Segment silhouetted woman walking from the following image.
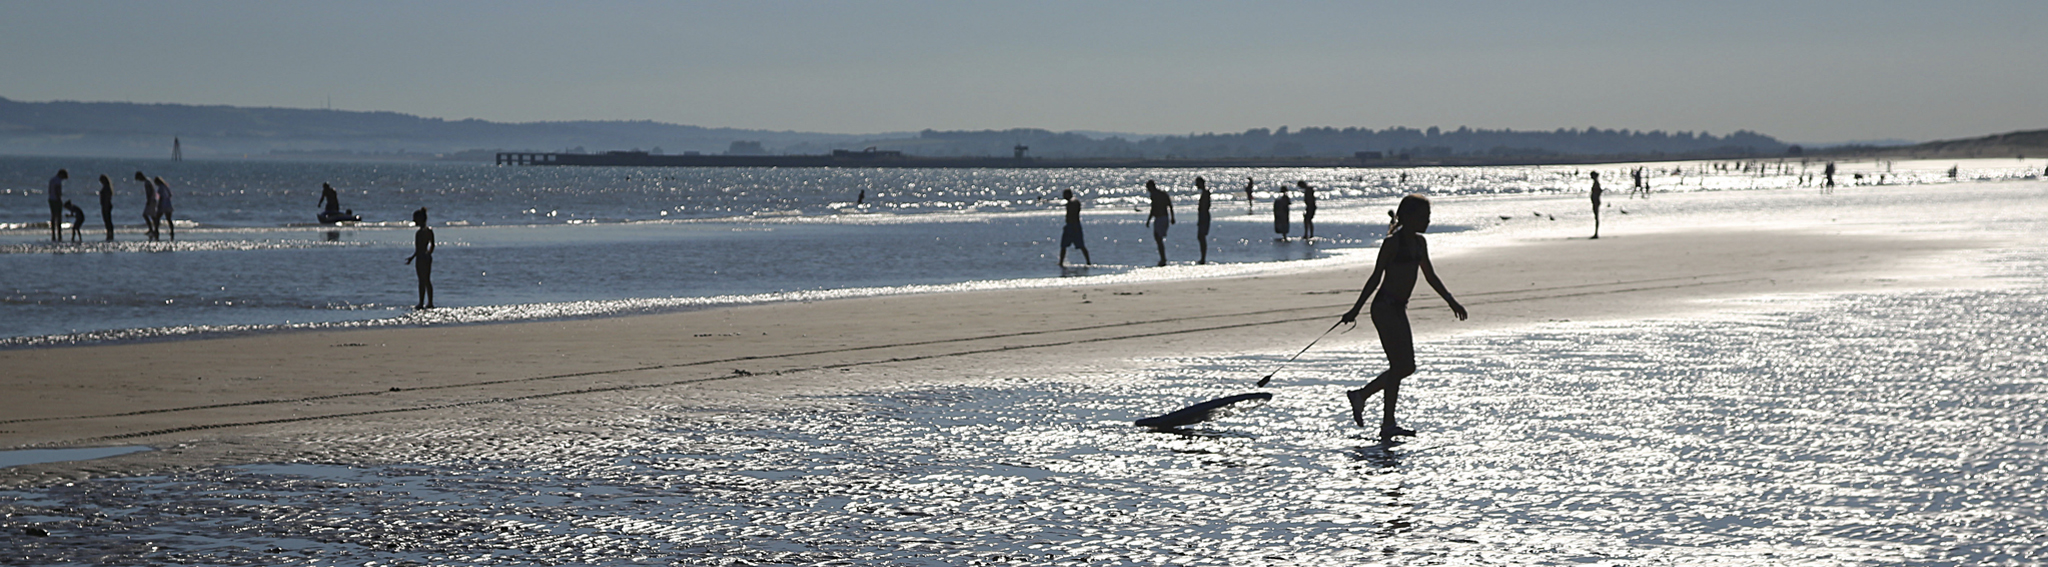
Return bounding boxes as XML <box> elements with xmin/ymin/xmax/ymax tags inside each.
<box><xmin>1340</xmin><ymin>194</ymin><xmax>1466</xmax><ymax>438</ymax></box>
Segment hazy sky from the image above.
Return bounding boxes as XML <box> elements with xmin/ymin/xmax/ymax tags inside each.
<box><xmin>5</xmin><ymin>1</ymin><xmax>2044</xmax><ymax>143</ymax></box>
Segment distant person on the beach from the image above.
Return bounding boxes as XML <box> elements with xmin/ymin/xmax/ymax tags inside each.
<box><xmin>1340</xmin><ymin>194</ymin><xmax>1467</xmax><ymax>438</ymax></box>
<box><xmin>1244</xmin><ymin>177</ymin><xmax>1256</xmax><ymax>215</ymax></box>
<box><xmin>136</xmin><ymin>172</ymin><xmax>158</xmax><ymax>241</ymax></box>
<box><xmin>153</xmin><ymin>176</ymin><xmax>174</xmax><ymax>241</ymax></box>
<box><xmin>1298</xmin><ymin>181</ymin><xmax>1317</xmax><ymax>240</ymax></box>
<box><xmin>1589</xmin><ymin>171</ymin><xmax>1603</xmax><ymax>239</ymax></box>
<box><xmin>319</xmin><ymin>182</ymin><xmax>343</xmax><ymax>213</ymax></box>
<box><xmin>63</xmin><ymin>201</ymin><xmax>84</xmax><ymax>242</ymax></box>
<box><xmin>856</xmin><ymin>190</ymin><xmax>865</xmax><ymax>205</ymax></box>
<box><xmin>1272</xmin><ymin>186</ymin><xmax>1292</xmax><ymax>241</ymax></box>
<box><xmin>46</xmin><ymin>169</ymin><xmax>67</xmax><ymax>242</ymax></box>
<box><xmin>1058</xmin><ymin>189</ymin><xmax>1092</xmax><ymax>266</ymax></box>
<box><xmin>1195</xmin><ymin>177</ymin><xmax>1213</xmax><ymax>264</ymax></box>
<box><xmin>1144</xmin><ymin>180</ymin><xmax>1174</xmax><ymax>266</ymax></box>
<box><xmin>96</xmin><ymin>175</ymin><xmax>114</xmax><ymax>241</ymax></box>
<box><xmin>404</xmin><ymin>207</ymin><xmax>436</xmax><ymax>309</ymax></box>
<box><xmin>1823</xmin><ymin>162</ymin><xmax>1836</xmax><ymax>193</ymax></box>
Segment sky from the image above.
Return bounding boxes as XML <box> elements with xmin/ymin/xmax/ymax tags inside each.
<box><xmin>4</xmin><ymin>1</ymin><xmax>2044</xmax><ymax>144</ymax></box>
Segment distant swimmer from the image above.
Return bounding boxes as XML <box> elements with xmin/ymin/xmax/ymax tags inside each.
<box><xmin>135</xmin><ymin>172</ymin><xmax>158</xmax><ymax>241</ymax></box>
<box><xmin>1143</xmin><ymin>180</ymin><xmax>1175</xmax><ymax>266</ymax></box>
<box><xmin>1272</xmin><ymin>186</ymin><xmax>1292</xmax><ymax>241</ymax></box>
<box><xmin>96</xmin><ymin>175</ymin><xmax>114</xmax><ymax>241</ymax></box>
<box><xmin>1195</xmin><ymin>177</ymin><xmax>1213</xmax><ymax>264</ymax></box>
<box><xmin>1588</xmin><ymin>171</ymin><xmax>1603</xmax><ymax>239</ymax></box>
<box><xmin>1058</xmin><ymin>189</ymin><xmax>1092</xmax><ymax>266</ymax></box>
<box><xmin>1340</xmin><ymin>194</ymin><xmax>1467</xmax><ymax>438</ymax></box>
<box><xmin>153</xmin><ymin>176</ymin><xmax>175</xmax><ymax>241</ymax></box>
<box><xmin>46</xmin><ymin>169</ymin><xmax>67</xmax><ymax>242</ymax></box>
<box><xmin>1298</xmin><ymin>181</ymin><xmax>1317</xmax><ymax>240</ymax></box>
<box><xmin>404</xmin><ymin>208</ymin><xmax>437</xmax><ymax>309</ymax></box>
<box><xmin>1244</xmin><ymin>177</ymin><xmax>1256</xmax><ymax>215</ymax></box>
<box><xmin>63</xmin><ymin>200</ymin><xmax>84</xmax><ymax>242</ymax></box>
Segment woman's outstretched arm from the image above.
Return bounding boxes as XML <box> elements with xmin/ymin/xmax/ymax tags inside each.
<box><xmin>1417</xmin><ymin>244</ymin><xmax>1467</xmax><ymax>320</ymax></box>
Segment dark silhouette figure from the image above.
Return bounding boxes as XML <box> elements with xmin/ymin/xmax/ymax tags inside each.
<box><xmin>153</xmin><ymin>177</ymin><xmax>174</xmax><ymax>241</ymax></box>
<box><xmin>1823</xmin><ymin>162</ymin><xmax>1837</xmax><ymax>193</ymax></box>
<box><xmin>1196</xmin><ymin>177</ymin><xmax>1213</xmax><ymax>264</ymax></box>
<box><xmin>1340</xmin><ymin>194</ymin><xmax>1467</xmax><ymax>438</ymax></box>
<box><xmin>1244</xmin><ymin>177</ymin><xmax>1256</xmax><ymax>215</ymax></box>
<box><xmin>404</xmin><ymin>208</ymin><xmax>436</xmax><ymax>309</ymax></box>
<box><xmin>46</xmin><ymin>169</ymin><xmax>67</xmax><ymax>242</ymax></box>
<box><xmin>319</xmin><ymin>182</ymin><xmax>343</xmax><ymax>213</ymax></box>
<box><xmin>96</xmin><ymin>175</ymin><xmax>114</xmax><ymax>241</ymax></box>
<box><xmin>1144</xmin><ymin>180</ymin><xmax>1175</xmax><ymax>266</ymax></box>
<box><xmin>135</xmin><ymin>172</ymin><xmax>159</xmax><ymax>241</ymax></box>
<box><xmin>1058</xmin><ymin>189</ymin><xmax>1092</xmax><ymax>266</ymax></box>
<box><xmin>856</xmin><ymin>190</ymin><xmax>866</xmax><ymax>205</ymax></box>
<box><xmin>1273</xmin><ymin>187</ymin><xmax>1292</xmax><ymax>241</ymax></box>
<box><xmin>1589</xmin><ymin>171</ymin><xmax>1603</xmax><ymax>239</ymax></box>
<box><xmin>63</xmin><ymin>201</ymin><xmax>84</xmax><ymax>242</ymax></box>
<box><xmin>1298</xmin><ymin>181</ymin><xmax>1317</xmax><ymax>240</ymax></box>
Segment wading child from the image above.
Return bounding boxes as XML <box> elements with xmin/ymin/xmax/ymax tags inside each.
<box><xmin>1339</xmin><ymin>194</ymin><xmax>1467</xmax><ymax>438</ymax></box>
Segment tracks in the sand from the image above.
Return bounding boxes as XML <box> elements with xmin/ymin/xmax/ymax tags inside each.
<box><xmin>28</xmin><ymin>270</ymin><xmax>1777</xmax><ymax>444</ymax></box>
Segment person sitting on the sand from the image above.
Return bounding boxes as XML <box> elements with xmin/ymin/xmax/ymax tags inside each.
<box><xmin>1339</xmin><ymin>194</ymin><xmax>1467</xmax><ymax>438</ymax></box>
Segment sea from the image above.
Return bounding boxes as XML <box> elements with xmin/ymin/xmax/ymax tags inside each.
<box><xmin>3</xmin><ymin>155</ymin><xmax>2046</xmax><ymax>565</ymax></box>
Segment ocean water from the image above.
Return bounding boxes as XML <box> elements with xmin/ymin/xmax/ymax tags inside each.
<box><xmin>6</xmin><ymin>155</ymin><xmax>2041</xmax><ymax>347</ymax></box>
<box><xmin>2</xmin><ymin>165</ymin><xmax>2046</xmax><ymax>563</ymax></box>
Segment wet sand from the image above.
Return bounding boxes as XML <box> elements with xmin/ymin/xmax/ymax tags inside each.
<box><xmin>0</xmin><ymin>224</ymin><xmax>1977</xmax><ymax>486</ymax></box>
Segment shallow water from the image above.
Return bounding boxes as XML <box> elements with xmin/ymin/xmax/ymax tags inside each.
<box><xmin>3</xmin><ymin>247</ymin><xmax>2043</xmax><ymax>565</ymax></box>
<box><xmin>5</xmin><ymin>156</ymin><xmax>2040</xmax><ymax>347</ymax></box>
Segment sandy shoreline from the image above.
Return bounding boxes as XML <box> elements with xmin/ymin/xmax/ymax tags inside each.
<box><xmin>0</xmin><ymin>223</ymin><xmax>1980</xmax><ymax>486</ymax></box>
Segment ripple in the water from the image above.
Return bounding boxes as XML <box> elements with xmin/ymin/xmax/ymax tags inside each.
<box><xmin>3</xmin><ymin>279</ymin><xmax>2044</xmax><ymax>564</ymax></box>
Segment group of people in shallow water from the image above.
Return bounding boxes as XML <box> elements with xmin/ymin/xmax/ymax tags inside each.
<box><xmin>1057</xmin><ymin>177</ymin><xmax>1323</xmax><ymax>268</ymax></box>
<box><xmin>1060</xmin><ymin>179</ymin><xmax>1464</xmax><ymax>437</ymax></box>
<box><xmin>41</xmin><ymin>169</ymin><xmax>175</xmax><ymax>243</ymax></box>
<box><xmin>35</xmin><ymin>169</ymin><xmax>439</xmax><ymax>310</ymax></box>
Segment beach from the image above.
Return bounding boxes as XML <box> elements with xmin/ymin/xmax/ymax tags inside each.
<box><xmin>3</xmin><ymin>175</ymin><xmax>2044</xmax><ymax>564</ymax></box>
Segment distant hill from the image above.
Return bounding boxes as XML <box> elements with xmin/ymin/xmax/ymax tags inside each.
<box><xmin>1829</xmin><ymin>129</ymin><xmax>2048</xmax><ymax>159</ymax></box>
<box><xmin>0</xmin><ymin>97</ymin><xmax>883</xmax><ymax>159</ymax></box>
<box><xmin>2</xmin><ymin>96</ymin><xmax>1796</xmax><ymax>161</ymax></box>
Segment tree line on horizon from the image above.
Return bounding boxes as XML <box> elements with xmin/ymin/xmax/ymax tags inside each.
<box><xmin>785</xmin><ymin>126</ymin><xmax>1789</xmax><ymax>160</ymax></box>
<box><xmin>3</xmin><ymin>96</ymin><xmax>1796</xmax><ymax>160</ymax></box>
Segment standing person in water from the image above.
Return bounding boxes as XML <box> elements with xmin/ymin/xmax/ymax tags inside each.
<box><xmin>1244</xmin><ymin>177</ymin><xmax>1256</xmax><ymax>215</ymax></box>
<box><xmin>135</xmin><ymin>172</ymin><xmax>158</xmax><ymax>241</ymax></box>
<box><xmin>1588</xmin><ymin>171</ymin><xmax>1603</xmax><ymax>239</ymax></box>
<box><xmin>96</xmin><ymin>175</ymin><xmax>114</xmax><ymax>241</ymax></box>
<box><xmin>1057</xmin><ymin>189</ymin><xmax>1092</xmax><ymax>266</ymax></box>
<box><xmin>319</xmin><ymin>182</ymin><xmax>343</xmax><ymax>214</ymax></box>
<box><xmin>1272</xmin><ymin>185</ymin><xmax>1292</xmax><ymax>241</ymax></box>
<box><xmin>153</xmin><ymin>176</ymin><xmax>175</xmax><ymax>241</ymax></box>
<box><xmin>404</xmin><ymin>208</ymin><xmax>436</xmax><ymax>309</ymax></box>
<box><xmin>1340</xmin><ymin>194</ymin><xmax>1467</xmax><ymax>438</ymax></box>
<box><xmin>1195</xmin><ymin>177</ymin><xmax>1213</xmax><ymax>264</ymax></box>
<box><xmin>46</xmin><ymin>169</ymin><xmax>68</xmax><ymax>242</ymax></box>
<box><xmin>64</xmin><ymin>201</ymin><xmax>85</xmax><ymax>242</ymax></box>
<box><xmin>1298</xmin><ymin>181</ymin><xmax>1318</xmax><ymax>240</ymax></box>
<box><xmin>1143</xmin><ymin>180</ymin><xmax>1175</xmax><ymax>266</ymax></box>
